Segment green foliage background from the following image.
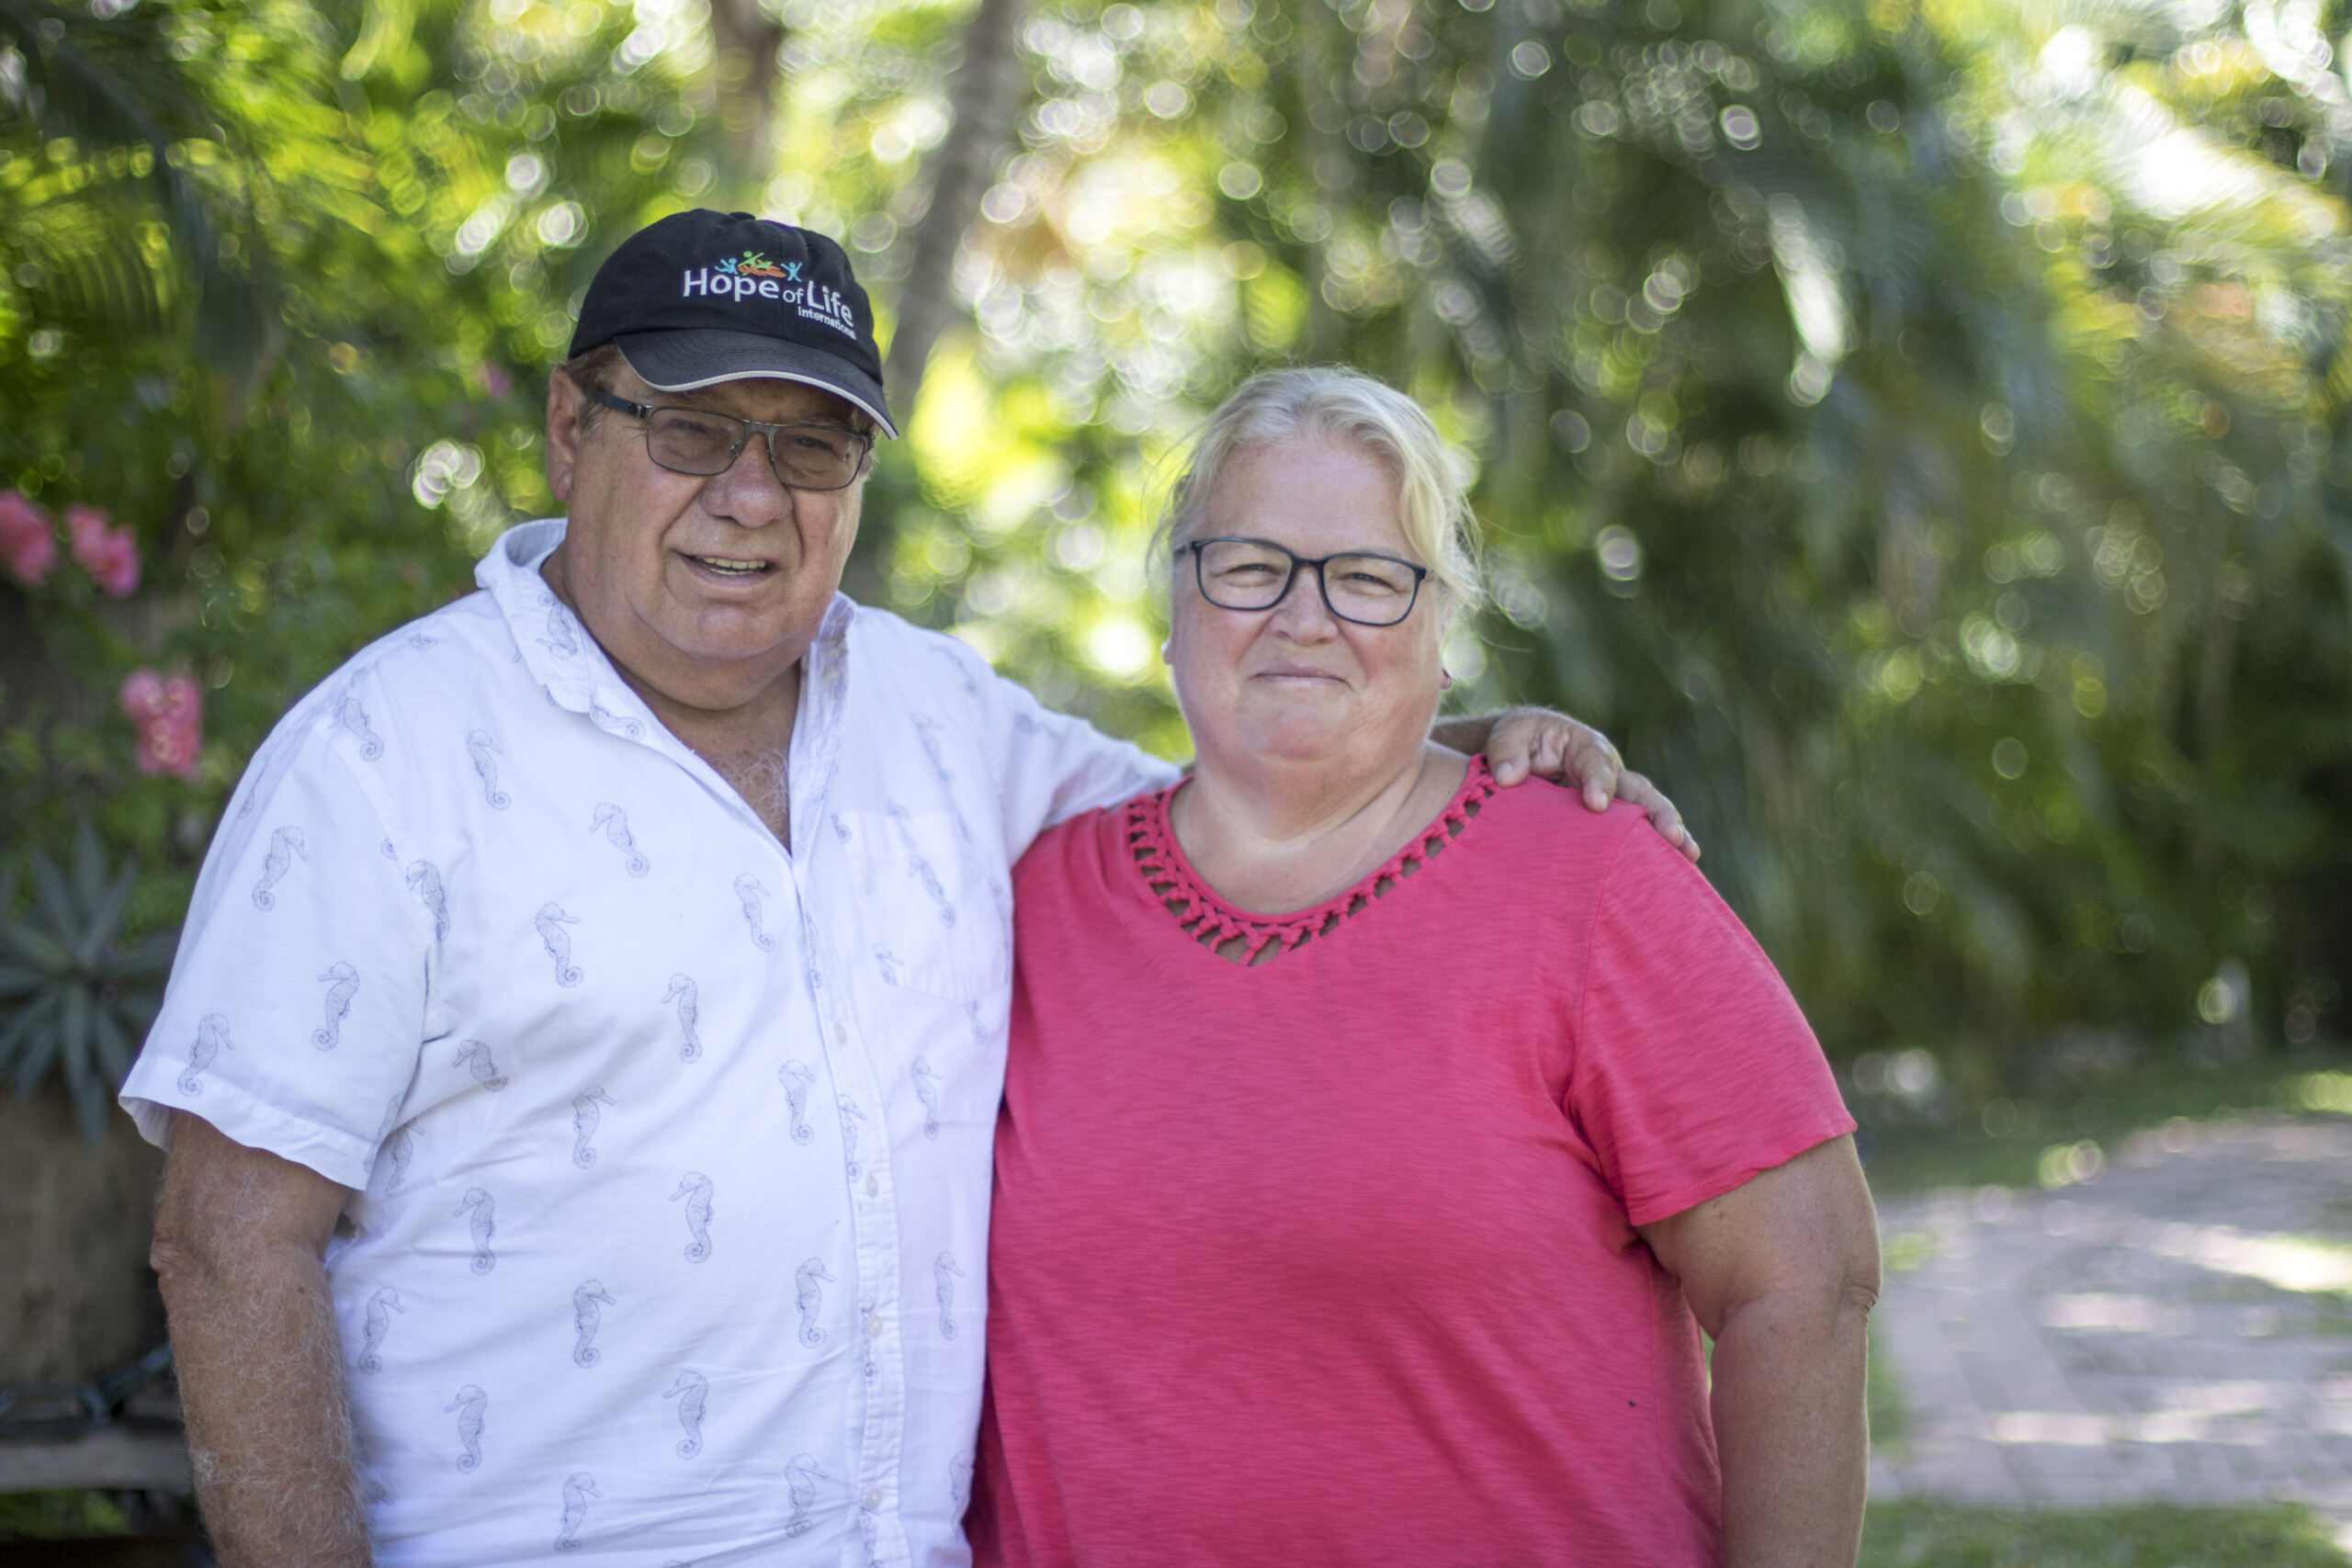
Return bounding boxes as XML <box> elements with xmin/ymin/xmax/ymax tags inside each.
<box><xmin>0</xmin><ymin>0</ymin><xmax>2346</xmax><ymax>1110</ymax></box>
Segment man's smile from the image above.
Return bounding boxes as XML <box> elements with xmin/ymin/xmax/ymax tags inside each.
<box><xmin>685</xmin><ymin>553</ymin><xmax>772</xmax><ymax>577</ymax></box>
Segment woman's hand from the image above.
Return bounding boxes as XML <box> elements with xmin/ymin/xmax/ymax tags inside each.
<box><xmin>1437</xmin><ymin>707</ymin><xmax>1700</xmax><ymax>862</ymax></box>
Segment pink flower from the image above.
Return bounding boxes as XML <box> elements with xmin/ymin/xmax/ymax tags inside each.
<box><xmin>67</xmin><ymin>504</ymin><xmax>140</xmax><ymax>598</ymax></box>
<box><xmin>474</xmin><ymin>361</ymin><xmax>513</xmax><ymax>399</ymax></box>
<box><xmin>120</xmin><ymin>670</ymin><xmax>203</xmax><ymax>781</ymax></box>
<box><xmin>0</xmin><ymin>490</ymin><xmax>56</xmax><ymax>586</ymax></box>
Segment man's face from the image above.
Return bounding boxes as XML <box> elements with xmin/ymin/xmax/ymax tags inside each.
<box><xmin>543</xmin><ymin>361</ymin><xmax>869</xmax><ymax>715</ymax></box>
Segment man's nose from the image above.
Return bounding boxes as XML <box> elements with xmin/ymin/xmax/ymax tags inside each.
<box><xmin>702</xmin><ymin>434</ymin><xmax>793</xmax><ymax>525</ymax></box>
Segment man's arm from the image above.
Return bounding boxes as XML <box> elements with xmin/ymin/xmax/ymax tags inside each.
<box><xmin>1432</xmin><ymin>706</ymin><xmax>1699</xmax><ymax>860</ymax></box>
<box><xmin>153</xmin><ymin>1112</ymin><xmax>369</xmax><ymax>1568</ymax></box>
<box><xmin>1634</xmin><ymin>1135</ymin><xmax>1881</xmax><ymax>1568</ymax></box>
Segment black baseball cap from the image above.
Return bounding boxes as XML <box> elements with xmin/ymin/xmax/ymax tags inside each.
<box><xmin>569</xmin><ymin>209</ymin><xmax>897</xmax><ymax>438</ymax></box>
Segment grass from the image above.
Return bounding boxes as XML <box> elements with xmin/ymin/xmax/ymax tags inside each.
<box><xmin>1860</xmin><ymin>1501</ymin><xmax>2348</xmax><ymax>1566</ymax></box>
<box><xmin>1869</xmin><ymin>1320</ymin><xmax>1909</xmax><ymax>1453</ymax></box>
<box><xmin>1854</xmin><ymin>1053</ymin><xmax>2352</xmax><ymax>1199</ymax></box>
<box><xmin>0</xmin><ymin>1489</ymin><xmax>130</xmax><ymax>1540</ymax></box>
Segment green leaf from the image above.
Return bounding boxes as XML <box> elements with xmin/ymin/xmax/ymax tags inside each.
<box><xmin>107</xmin><ymin>930</ymin><xmax>179</xmax><ymax>982</ymax></box>
<box><xmin>2</xmin><ymin>989</ymin><xmax>62</xmax><ymax>1098</ymax></box>
<box><xmin>28</xmin><ymin>850</ymin><xmax>80</xmax><ymax>947</ymax></box>
<box><xmin>58</xmin><ymin>983</ymin><xmax>91</xmax><ymax>1081</ymax></box>
<box><xmin>57</xmin><ymin>1019</ymin><xmax>104</xmax><ymax>1146</ymax></box>
<box><xmin>69</xmin><ymin>818</ymin><xmax>106</xmax><ymax>920</ymax></box>
<box><xmin>0</xmin><ymin>915</ymin><xmax>73</xmax><ymax>974</ymax></box>
<box><xmin>73</xmin><ymin>858</ymin><xmax>138</xmax><ymax>971</ymax></box>
<box><xmin>88</xmin><ymin>1004</ymin><xmax>131</xmax><ymax>1088</ymax></box>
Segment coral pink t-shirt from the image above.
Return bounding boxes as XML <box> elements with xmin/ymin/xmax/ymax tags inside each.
<box><xmin>971</xmin><ymin>759</ymin><xmax>1854</xmax><ymax>1568</ymax></box>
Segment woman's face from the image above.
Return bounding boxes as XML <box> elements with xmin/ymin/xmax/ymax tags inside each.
<box><xmin>1165</xmin><ymin>437</ymin><xmax>1448</xmax><ymax>776</ymax></box>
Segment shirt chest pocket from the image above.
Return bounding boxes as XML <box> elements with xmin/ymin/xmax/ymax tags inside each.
<box><xmin>838</xmin><ymin>807</ymin><xmax>1010</xmax><ymax>1003</ymax></box>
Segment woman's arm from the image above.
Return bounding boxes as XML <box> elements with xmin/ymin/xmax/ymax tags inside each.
<box><xmin>1634</xmin><ymin>1134</ymin><xmax>1881</xmax><ymax>1568</ymax></box>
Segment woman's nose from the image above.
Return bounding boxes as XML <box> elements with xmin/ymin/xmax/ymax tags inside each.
<box><xmin>1268</xmin><ymin>564</ymin><xmax>1340</xmax><ymax>638</ymax></box>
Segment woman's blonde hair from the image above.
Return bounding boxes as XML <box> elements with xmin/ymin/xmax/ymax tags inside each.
<box><xmin>1152</xmin><ymin>367</ymin><xmax>1484</xmax><ymax>615</ymax></box>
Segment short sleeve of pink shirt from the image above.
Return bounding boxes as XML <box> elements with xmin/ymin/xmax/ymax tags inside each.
<box><xmin>1568</xmin><ymin>818</ymin><xmax>1856</xmax><ymax>1228</ymax></box>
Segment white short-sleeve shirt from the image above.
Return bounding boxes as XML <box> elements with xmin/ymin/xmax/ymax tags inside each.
<box><xmin>119</xmin><ymin>519</ymin><xmax>1175</xmax><ymax>1568</ymax></box>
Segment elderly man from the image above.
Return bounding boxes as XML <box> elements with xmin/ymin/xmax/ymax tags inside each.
<box><xmin>118</xmin><ymin>209</ymin><xmax>1684</xmax><ymax>1566</ymax></box>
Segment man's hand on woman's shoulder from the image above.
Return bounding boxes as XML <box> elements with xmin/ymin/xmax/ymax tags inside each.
<box><xmin>1438</xmin><ymin>705</ymin><xmax>1700</xmax><ymax>862</ymax></box>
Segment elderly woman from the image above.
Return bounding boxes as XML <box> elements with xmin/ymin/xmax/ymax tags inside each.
<box><xmin>970</xmin><ymin>367</ymin><xmax>1878</xmax><ymax>1567</ymax></box>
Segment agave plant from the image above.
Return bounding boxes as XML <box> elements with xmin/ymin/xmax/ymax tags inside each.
<box><xmin>0</xmin><ymin>822</ymin><xmax>176</xmax><ymax>1145</ymax></box>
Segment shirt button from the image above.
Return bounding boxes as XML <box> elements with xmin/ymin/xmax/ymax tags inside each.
<box><xmin>865</xmin><ymin>1315</ymin><xmax>884</xmax><ymax>1338</ymax></box>
<box><xmin>864</xmin><ymin>1487</ymin><xmax>883</xmax><ymax>1511</ymax></box>
<box><xmin>833</xmin><ymin>1021</ymin><xmax>847</xmax><ymax>1044</ymax></box>
<box><xmin>865</xmin><ymin>1175</ymin><xmax>879</xmax><ymax>1197</ymax></box>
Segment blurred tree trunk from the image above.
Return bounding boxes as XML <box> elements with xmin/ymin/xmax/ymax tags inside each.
<box><xmin>0</xmin><ymin>1085</ymin><xmax>164</xmax><ymax>1384</ymax></box>
<box><xmin>882</xmin><ymin>0</ymin><xmax>1028</xmax><ymax>419</ymax></box>
<box><xmin>707</xmin><ymin>0</ymin><xmax>786</xmax><ymax>185</ymax></box>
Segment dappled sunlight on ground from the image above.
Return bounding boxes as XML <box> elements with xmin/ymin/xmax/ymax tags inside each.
<box><xmin>1871</xmin><ymin>1113</ymin><xmax>2352</xmax><ymax>1551</ymax></box>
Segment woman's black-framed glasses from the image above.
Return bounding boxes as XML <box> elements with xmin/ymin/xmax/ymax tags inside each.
<box><xmin>1182</xmin><ymin>536</ymin><xmax>1430</xmax><ymax>627</ymax></box>
<box><xmin>590</xmin><ymin>388</ymin><xmax>874</xmax><ymax>492</ymax></box>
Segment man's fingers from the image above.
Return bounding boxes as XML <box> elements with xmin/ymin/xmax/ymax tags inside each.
<box><xmin>1616</xmin><ymin>770</ymin><xmax>1702</xmax><ymax>861</ymax></box>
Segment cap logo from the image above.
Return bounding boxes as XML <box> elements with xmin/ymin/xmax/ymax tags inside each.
<box><xmin>681</xmin><ymin>252</ymin><xmax>859</xmax><ymax>340</ymax></box>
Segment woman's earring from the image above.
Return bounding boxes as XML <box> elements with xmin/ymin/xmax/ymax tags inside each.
<box><xmin>1440</xmin><ymin>668</ymin><xmax>1454</xmax><ymax>690</ymax></box>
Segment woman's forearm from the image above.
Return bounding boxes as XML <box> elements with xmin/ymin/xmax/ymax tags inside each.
<box><xmin>1708</xmin><ymin>1285</ymin><xmax>1873</xmax><ymax>1568</ymax></box>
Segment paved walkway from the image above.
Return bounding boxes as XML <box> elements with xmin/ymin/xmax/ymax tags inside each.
<box><xmin>1871</xmin><ymin>1111</ymin><xmax>2352</xmax><ymax>1545</ymax></box>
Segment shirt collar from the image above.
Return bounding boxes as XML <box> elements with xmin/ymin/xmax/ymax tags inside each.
<box><xmin>475</xmin><ymin>521</ymin><xmax>858</xmax><ymax>829</ymax></box>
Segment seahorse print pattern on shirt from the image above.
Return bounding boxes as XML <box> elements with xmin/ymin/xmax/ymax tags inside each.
<box><xmin>312</xmin><ymin>963</ymin><xmax>360</xmax><ymax>1050</ymax></box>
<box><xmin>456</xmin><ymin>1187</ymin><xmax>496</xmax><ymax>1274</ymax></box>
<box><xmin>663</xmin><ymin>1371</ymin><xmax>708</xmax><ymax>1458</ymax></box>
<box><xmin>466</xmin><ymin>730</ymin><xmax>512</xmax><ymax>809</ymax></box>
<box><xmin>446</xmin><ymin>1384</ymin><xmax>487</xmax><ymax>1472</ymax></box>
<box><xmin>733</xmin><ymin>874</ymin><xmax>775</xmax><ymax>952</ymax></box>
<box><xmin>536</xmin><ymin>903</ymin><xmax>583</xmax><ymax>987</ymax></box>
<box><xmin>357</xmin><ymin>1286</ymin><xmax>403</xmax><ymax>1373</ymax></box>
<box><xmin>784</xmin><ymin>1454</ymin><xmax>825</xmax><ymax>1536</ymax></box>
<box><xmin>662</xmin><ymin>975</ymin><xmax>700</xmax><ymax>1063</ymax></box>
<box><xmin>251</xmin><ymin>826</ymin><xmax>306</xmax><ymax>909</ymax></box>
<box><xmin>670</xmin><ymin>1171</ymin><xmax>715</xmax><ymax>1263</ymax></box>
<box><xmin>780</xmin><ymin>1060</ymin><xmax>816</xmax><ymax>1144</ymax></box>
<box><xmin>837</xmin><ymin>1096</ymin><xmax>865</xmax><ymax>1181</ymax></box>
<box><xmin>794</xmin><ymin>1258</ymin><xmax>833</xmax><ymax>1348</ymax></box>
<box><xmin>587</xmin><ymin>804</ymin><xmax>650</xmax><ymax>877</ymax></box>
<box><xmin>334</xmin><ymin>689</ymin><xmax>385</xmax><ymax>761</ymax></box>
<box><xmin>555</xmin><ymin>1472</ymin><xmax>599</xmax><ymax>1553</ymax></box>
<box><xmin>404</xmin><ymin>861</ymin><xmax>450</xmax><ymax>941</ymax></box>
<box><xmin>571</xmin><ymin>1280</ymin><xmax>615</xmax><ymax>1367</ymax></box>
<box><xmin>911</xmin><ymin>1058</ymin><xmax>942</xmax><ymax>1140</ymax></box>
<box><xmin>453</xmin><ymin>1039</ymin><xmax>508</xmax><ymax>1092</ymax></box>
<box><xmin>177</xmin><ymin>1014</ymin><xmax>232</xmax><ymax>1095</ymax></box>
<box><xmin>933</xmin><ymin>1252</ymin><xmax>964</xmax><ymax>1340</ymax></box>
<box><xmin>570</xmin><ymin>1087</ymin><xmax>614</xmax><ymax>1168</ymax></box>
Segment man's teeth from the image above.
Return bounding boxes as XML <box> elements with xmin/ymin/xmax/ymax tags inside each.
<box><xmin>695</xmin><ymin>557</ymin><xmax>766</xmax><ymax>575</ymax></box>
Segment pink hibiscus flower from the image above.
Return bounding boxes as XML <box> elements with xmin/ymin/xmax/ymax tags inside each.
<box><xmin>120</xmin><ymin>670</ymin><xmax>204</xmax><ymax>781</ymax></box>
<box><xmin>68</xmin><ymin>504</ymin><xmax>140</xmax><ymax>598</ymax></box>
<box><xmin>0</xmin><ymin>490</ymin><xmax>57</xmax><ymax>586</ymax></box>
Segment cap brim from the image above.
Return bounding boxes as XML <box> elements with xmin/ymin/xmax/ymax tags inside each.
<box><xmin>615</xmin><ymin>329</ymin><xmax>898</xmax><ymax>439</ymax></box>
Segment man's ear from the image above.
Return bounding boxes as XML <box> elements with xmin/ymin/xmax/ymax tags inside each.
<box><xmin>546</xmin><ymin>367</ymin><xmax>586</xmax><ymax>505</ymax></box>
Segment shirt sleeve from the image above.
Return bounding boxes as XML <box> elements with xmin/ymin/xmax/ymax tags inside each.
<box><xmin>119</xmin><ymin>702</ymin><xmax>435</xmax><ymax>1190</ymax></box>
<box><xmin>945</xmin><ymin>637</ymin><xmax>1181</xmax><ymax>859</ymax></box>
<box><xmin>1565</xmin><ymin>821</ymin><xmax>1856</xmax><ymax>1228</ymax></box>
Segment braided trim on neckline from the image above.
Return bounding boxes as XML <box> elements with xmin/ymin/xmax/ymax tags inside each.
<box><xmin>1125</xmin><ymin>755</ymin><xmax>1499</xmax><ymax>964</ymax></box>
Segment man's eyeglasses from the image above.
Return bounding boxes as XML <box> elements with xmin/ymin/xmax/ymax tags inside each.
<box><xmin>1182</xmin><ymin>536</ymin><xmax>1431</xmax><ymax>627</ymax></box>
<box><xmin>589</xmin><ymin>388</ymin><xmax>874</xmax><ymax>492</ymax></box>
